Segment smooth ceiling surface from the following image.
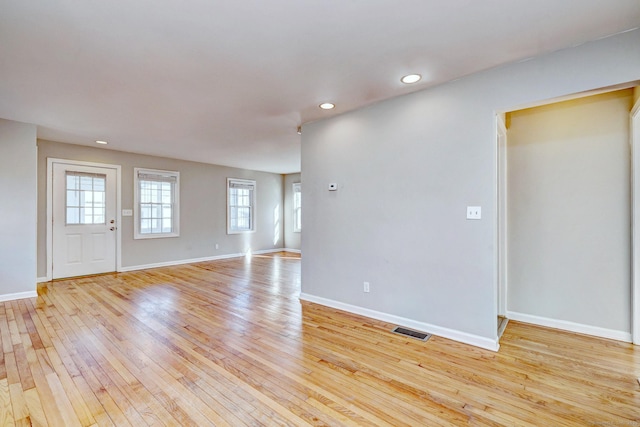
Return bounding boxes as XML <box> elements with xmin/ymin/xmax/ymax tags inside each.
<box><xmin>1</xmin><ymin>0</ymin><xmax>639</xmax><ymax>173</ymax></box>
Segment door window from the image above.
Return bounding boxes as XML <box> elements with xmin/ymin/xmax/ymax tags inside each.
<box><xmin>65</xmin><ymin>172</ymin><xmax>107</xmax><ymax>225</ymax></box>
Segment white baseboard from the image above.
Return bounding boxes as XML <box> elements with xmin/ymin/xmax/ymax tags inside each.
<box><xmin>0</xmin><ymin>290</ymin><xmax>38</xmax><ymax>303</ymax></box>
<box><xmin>282</xmin><ymin>248</ymin><xmax>301</xmax><ymax>254</ymax></box>
<box><xmin>119</xmin><ymin>248</ymin><xmax>293</xmax><ymax>273</ymax></box>
<box><xmin>37</xmin><ymin>276</ymin><xmax>50</xmax><ymax>283</ymax></box>
<box><xmin>507</xmin><ymin>311</ymin><xmax>632</xmax><ymax>342</ymax></box>
<box><xmin>251</xmin><ymin>248</ymin><xmax>288</xmax><ymax>255</ymax></box>
<box><xmin>119</xmin><ymin>253</ymin><xmax>245</xmax><ymax>272</ymax></box>
<box><xmin>300</xmin><ymin>293</ymin><xmax>500</xmax><ymax>352</ymax></box>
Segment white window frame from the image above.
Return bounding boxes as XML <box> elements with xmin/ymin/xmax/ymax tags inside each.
<box><xmin>293</xmin><ymin>182</ymin><xmax>301</xmax><ymax>233</ymax></box>
<box><xmin>134</xmin><ymin>168</ymin><xmax>180</xmax><ymax>239</ymax></box>
<box><xmin>227</xmin><ymin>178</ymin><xmax>256</xmax><ymax>234</ymax></box>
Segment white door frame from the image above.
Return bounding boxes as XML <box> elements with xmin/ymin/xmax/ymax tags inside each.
<box><xmin>496</xmin><ymin>114</ymin><xmax>508</xmax><ymax>318</ymax></box>
<box><xmin>632</xmin><ymin>96</ymin><xmax>640</xmax><ymax>345</ymax></box>
<box><xmin>497</xmin><ymin>87</ymin><xmax>639</xmax><ymax>345</ymax></box>
<box><xmin>46</xmin><ymin>158</ymin><xmax>122</xmax><ymax>281</ymax></box>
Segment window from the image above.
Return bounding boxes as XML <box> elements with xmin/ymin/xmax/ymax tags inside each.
<box><xmin>227</xmin><ymin>178</ymin><xmax>256</xmax><ymax>233</ymax></box>
<box><xmin>134</xmin><ymin>168</ymin><xmax>179</xmax><ymax>239</ymax></box>
<box><xmin>293</xmin><ymin>182</ymin><xmax>301</xmax><ymax>232</ymax></box>
<box><xmin>66</xmin><ymin>172</ymin><xmax>106</xmax><ymax>225</ymax></box>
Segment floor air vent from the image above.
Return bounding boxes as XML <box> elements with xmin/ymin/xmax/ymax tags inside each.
<box><xmin>392</xmin><ymin>326</ymin><xmax>431</xmax><ymax>341</ymax></box>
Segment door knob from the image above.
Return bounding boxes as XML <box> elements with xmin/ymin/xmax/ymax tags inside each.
<box><xmin>110</xmin><ymin>227</ymin><xmax>115</xmax><ymax>231</ymax></box>
<box><xmin>110</xmin><ymin>219</ymin><xmax>115</xmax><ymax>224</ymax></box>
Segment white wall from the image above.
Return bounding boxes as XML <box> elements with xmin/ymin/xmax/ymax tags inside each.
<box><xmin>0</xmin><ymin>119</ymin><xmax>37</xmax><ymax>300</ymax></box>
<box><xmin>37</xmin><ymin>140</ymin><xmax>284</xmax><ymax>276</ymax></box>
<box><xmin>301</xmin><ymin>29</ymin><xmax>640</xmax><ymax>350</ymax></box>
<box><xmin>507</xmin><ymin>90</ymin><xmax>633</xmax><ymax>336</ymax></box>
<box><xmin>283</xmin><ymin>173</ymin><xmax>301</xmax><ymax>251</ymax></box>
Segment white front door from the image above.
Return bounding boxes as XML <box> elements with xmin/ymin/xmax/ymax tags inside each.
<box><xmin>52</xmin><ymin>162</ymin><xmax>117</xmax><ymax>279</ymax></box>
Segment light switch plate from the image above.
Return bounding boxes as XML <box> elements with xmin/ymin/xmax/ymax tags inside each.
<box><xmin>122</xmin><ymin>209</ymin><xmax>133</xmax><ymax>217</ymax></box>
<box><xmin>467</xmin><ymin>206</ymin><xmax>481</xmax><ymax>220</ymax></box>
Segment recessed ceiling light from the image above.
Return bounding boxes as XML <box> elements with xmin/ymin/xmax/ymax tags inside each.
<box><xmin>319</xmin><ymin>102</ymin><xmax>335</xmax><ymax>110</ymax></box>
<box><xmin>95</xmin><ymin>140</ymin><xmax>108</xmax><ymax>145</ymax></box>
<box><xmin>401</xmin><ymin>74</ymin><xmax>422</xmax><ymax>84</ymax></box>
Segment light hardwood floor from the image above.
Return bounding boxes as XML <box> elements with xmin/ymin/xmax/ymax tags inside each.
<box><xmin>1</xmin><ymin>252</ymin><xmax>638</xmax><ymax>426</ymax></box>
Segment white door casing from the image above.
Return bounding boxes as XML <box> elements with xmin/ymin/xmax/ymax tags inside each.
<box><xmin>496</xmin><ymin>114</ymin><xmax>508</xmax><ymax>318</ymax></box>
<box><xmin>632</xmin><ymin>96</ymin><xmax>640</xmax><ymax>345</ymax></box>
<box><xmin>49</xmin><ymin>159</ymin><xmax>120</xmax><ymax>279</ymax></box>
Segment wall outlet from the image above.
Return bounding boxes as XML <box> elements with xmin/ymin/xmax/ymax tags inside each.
<box><xmin>363</xmin><ymin>282</ymin><xmax>370</xmax><ymax>293</ymax></box>
<box><xmin>466</xmin><ymin>206</ymin><xmax>482</xmax><ymax>220</ymax></box>
<box><xmin>328</xmin><ymin>183</ymin><xmax>338</xmax><ymax>191</ymax></box>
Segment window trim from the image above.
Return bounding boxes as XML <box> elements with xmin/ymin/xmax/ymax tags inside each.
<box><xmin>134</xmin><ymin>168</ymin><xmax>180</xmax><ymax>239</ymax></box>
<box><xmin>293</xmin><ymin>182</ymin><xmax>301</xmax><ymax>233</ymax></box>
<box><xmin>227</xmin><ymin>178</ymin><xmax>256</xmax><ymax>234</ymax></box>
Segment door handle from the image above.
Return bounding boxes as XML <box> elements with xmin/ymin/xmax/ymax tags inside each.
<box><xmin>110</xmin><ymin>219</ymin><xmax>115</xmax><ymax>224</ymax></box>
<box><xmin>110</xmin><ymin>227</ymin><xmax>115</xmax><ymax>231</ymax></box>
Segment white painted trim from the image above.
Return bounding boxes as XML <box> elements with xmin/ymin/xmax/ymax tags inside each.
<box><xmin>46</xmin><ymin>159</ymin><xmax>53</xmax><ymax>281</ymax></box>
<box><xmin>37</xmin><ymin>277</ymin><xmax>49</xmax><ymax>283</ymax></box>
<box><xmin>495</xmin><ymin>113</ymin><xmax>508</xmax><ymax>319</ymax></box>
<box><xmin>632</xmin><ymin>96</ymin><xmax>640</xmax><ymax>345</ymax></box>
<box><xmin>0</xmin><ymin>291</ymin><xmax>38</xmax><ymax>303</ymax></box>
<box><xmin>282</xmin><ymin>248</ymin><xmax>301</xmax><ymax>254</ymax></box>
<box><xmin>133</xmin><ymin>168</ymin><xmax>180</xmax><ymax>239</ymax></box>
<box><xmin>46</xmin><ymin>158</ymin><xmax>122</xmax><ymax>279</ymax></box>
<box><xmin>119</xmin><ymin>253</ymin><xmax>246</xmax><ymax>272</ymax></box>
<box><xmin>252</xmin><ymin>248</ymin><xmax>290</xmax><ymax>255</ymax></box>
<box><xmin>507</xmin><ymin>311</ymin><xmax>632</xmax><ymax>343</ymax></box>
<box><xmin>119</xmin><ymin>248</ymin><xmax>293</xmax><ymax>273</ymax></box>
<box><xmin>300</xmin><ymin>293</ymin><xmax>500</xmax><ymax>352</ymax></box>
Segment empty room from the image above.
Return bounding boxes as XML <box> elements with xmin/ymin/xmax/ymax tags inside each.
<box><xmin>1</xmin><ymin>1</ymin><xmax>639</xmax><ymax>426</ymax></box>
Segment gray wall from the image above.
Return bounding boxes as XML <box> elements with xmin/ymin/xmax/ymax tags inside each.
<box><xmin>507</xmin><ymin>90</ymin><xmax>633</xmax><ymax>333</ymax></box>
<box><xmin>301</xmin><ymin>29</ymin><xmax>640</xmax><ymax>346</ymax></box>
<box><xmin>283</xmin><ymin>173</ymin><xmax>301</xmax><ymax>250</ymax></box>
<box><xmin>37</xmin><ymin>140</ymin><xmax>284</xmax><ymax>277</ymax></box>
<box><xmin>0</xmin><ymin>119</ymin><xmax>37</xmax><ymax>297</ymax></box>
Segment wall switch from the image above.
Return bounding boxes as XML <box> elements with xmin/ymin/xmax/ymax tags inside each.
<box><xmin>122</xmin><ymin>209</ymin><xmax>133</xmax><ymax>217</ymax></box>
<box><xmin>328</xmin><ymin>183</ymin><xmax>338</xmax><ymax>191</ymax></box>
<box><xmin>363</xmin><ymin>282</ymin><xmax>370</xmax><ymax>293</ymax></box>
<box><xmin>215</xmin><ymin>243</ymin><xmax>219</xmax><ymax>250</ymax></box>
<box><xmin>466</xmin><ymin>206</ymin><xmax>482</xmax><ymax>220</ymax></box>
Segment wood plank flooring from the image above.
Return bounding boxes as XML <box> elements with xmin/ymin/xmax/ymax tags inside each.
<box><xmin>1</xmin><ymin>252</ymin><xmax>639</xmax><ymax>426</ymax></box>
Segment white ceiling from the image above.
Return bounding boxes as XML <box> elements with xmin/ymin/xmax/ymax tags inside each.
<box><xmin>1</xmin><ymin>1</ymin><xmax>639</xmax><ymax>174</ymax></box>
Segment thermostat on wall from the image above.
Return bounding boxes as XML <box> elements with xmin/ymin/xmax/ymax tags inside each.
<box><xmin>328</xmin><ymin>183</ymin><xmax>338</xmax><ymax>191</ymax></box>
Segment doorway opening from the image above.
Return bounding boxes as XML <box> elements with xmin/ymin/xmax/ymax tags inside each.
<box><xmin>497</xmin><ymin>84</ymin><xmax>640</xmax><ymax>345</ymax></box>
